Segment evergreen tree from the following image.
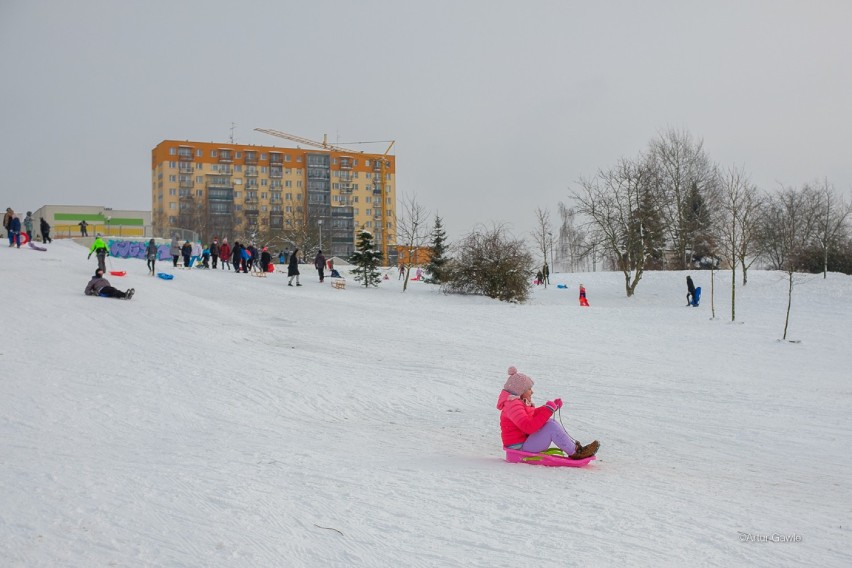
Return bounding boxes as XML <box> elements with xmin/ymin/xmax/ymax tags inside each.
<box><xmin>349</xmin><ymin>230</ymin><xmax>382</xmax><ymax>287</ymax></box>
<box><xmin>425</xmin><ymin>215</ymin><xmax>449</xmax><ymax>284</ymax></box>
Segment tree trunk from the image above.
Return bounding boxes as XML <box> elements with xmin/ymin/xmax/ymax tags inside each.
<box><xmin>741</xmin><ymin>259</ymin><xmax>748</xmax><ymax>286</ymax></box>
<box><xmin>730</xmin><ymin>265</ymin><xmax>736</xmax><ymax>322</ymax></box>
<box><xmin>783</xmin><ymin>271</ymin><xmax>793</xmax><ymax>340</ymax></box>
<box><xmin>709</xmin><ymin>267</ymin><xmax>715</xmax><ymax>319</ymax></box>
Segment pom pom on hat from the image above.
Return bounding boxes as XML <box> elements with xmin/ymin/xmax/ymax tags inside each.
<box><xmin>503</xmin><ymin>366</ymin><xmax>534</xmax><ymax>396</ymax></box>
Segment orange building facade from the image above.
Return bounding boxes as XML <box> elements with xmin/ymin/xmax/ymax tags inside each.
<box><xmin>151</xmin><ymin>140</ymin><xmax>396</xmax><ymax>258</ymax></box>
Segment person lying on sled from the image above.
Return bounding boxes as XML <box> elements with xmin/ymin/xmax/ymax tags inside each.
<box><xmin>497</xmin><ymin>366</ymin><xmax>599</xmax><ymax>460</ymax></box>
<box><xmin>84</xmin><ymin>268</ymin><xmax>135</xmax><ymax>300</ymax></box>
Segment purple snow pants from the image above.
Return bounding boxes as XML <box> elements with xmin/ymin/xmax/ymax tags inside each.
<box><xmin>521</xmin><ymin>419</ymin><xmax>577</xmax><ymax>454</ymax></box>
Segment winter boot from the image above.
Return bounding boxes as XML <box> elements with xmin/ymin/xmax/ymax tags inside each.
<box><xmin>570</xmin><ymin>440</ymin><xmax>599</xmax><ymax>460</ymax></box>
<box><xmin>125</xmin><ymin>288</ymin><xmax>135</xmax><ymax>300</ymax></box>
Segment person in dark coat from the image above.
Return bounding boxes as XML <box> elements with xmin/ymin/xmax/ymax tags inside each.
<box><xmin>686</xmin><ymin>275</ymin><xmax>696</xmax><ymax>306</ymax></box>
<box><xmin>232</xmin><ymin>241</ymin><xmax>244</xmax><ymax>273</ymax></box>
<box><xmin>287</xmin><ymin>248</ymin><xmax>301</xmax><ymax>286</ymax></box>
<box><xmin>85</xmin><ymin>268</ymin><xmax>134</xmax><ymax>299</ymax></box>
<box><xmin>260</xmin><ymin>247</ymin><xmax>273</xmax><ymax>272</ymax></box>
<box><xmin>8</xmin><ymin>215</ymin><xmax>22</xmax><ymax>247</ymax></box>
<box><xmin>314</xmin><ymin>250</ymin><xmax>326</xmax><ymax>283</ymax></box>
<box><xmin>146</xmin><ymin>238</ymin><xmax>158</xmax><ymax>275</ymax></box>
<box><xmin>78</xmin><ymin>220</ymin><xmax>88</xmax><ymax>236</ymax></box>
<box><xmin>181</xmin><ymin>241</ymin><xmax>192</xmax><ymax>268</ymax></box>
<box><xmin>40</xmin><ymin>218</ymin><xmax>52</xmax><ymax>243</ymax></box>
<box><xmin>209</xmin><ymin>239</ymin><xmax>220</xmax><ymax>269</ymax></box>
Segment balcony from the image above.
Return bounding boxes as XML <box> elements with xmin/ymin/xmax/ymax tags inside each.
<box><xmin>339</xmin><ymin>157</ymin><xmax>353</xmax><ymax>170</ymax></box>
<box><xmin>244</xmin><ymin>207</ymin><xmax>259</xmax><ymax>216</ymax></box>
<box><xmin>178</xmin><ymin>165</ymin><xmax>194</xmax><ymax>174</ymax></box>
<box><xmin>207</xmin><ymin>178</ymin><xmax>233</xmax><ymax>189</ymax></box>
<box><xmin>218</xmin><ymin>151</ymin><xmax>233</xmax><ymax>163</ymax></box>
<box><xmin>269</xmin><ymin>167</ymin><xmax>282</xmax><ymax>178</ymax></box>
<box><xmin>207</xmin><ymin>188</ymin><xmax>233</xmax><ymax>201</ymax></box>
<box><xmin>245</xmin><ymin>168</ymin><xmax>258</xmax><ymax>177</ymax></box>
<box><xmin>177</xmin><ymin>151</ymin><xmax>193</xmax><ymax>162</ymax></box>
<box><xmin>244</xmin><ymin>153</ymin><xmax>258</xmax><ymax>165</ymax></box>
<box><xmin>269</xmin><ymin>153</ymin><xmax>283</xmax><ymax>166</ymax></box>
<box><xmin>179</xmin><ymin>179</ymin><xmax>194</xmax><ymax>189</ymax></box>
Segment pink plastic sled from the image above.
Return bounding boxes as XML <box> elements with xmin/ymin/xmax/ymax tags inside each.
<box><xmin>505</xmin><ymin>447</ymin><xmax>596</xmax><ymax>467</ymax></box>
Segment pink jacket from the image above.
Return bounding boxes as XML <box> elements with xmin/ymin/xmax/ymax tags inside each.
<box><xmin>496</xmin><ymin>389</ymin><xmax>554</xmax><ymax>447</ymax></box>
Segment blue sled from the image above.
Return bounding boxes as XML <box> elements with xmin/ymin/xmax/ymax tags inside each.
<box><xmin>691</xmin><ymin>286</ymin><xmax>701</xmax><ymax>307</ymax></box>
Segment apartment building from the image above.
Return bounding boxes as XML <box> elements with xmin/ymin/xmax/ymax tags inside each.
<box><xmin>151</xmin><ymin>140</ymin><xmax>396</xmax><ymax>258</ymax></box>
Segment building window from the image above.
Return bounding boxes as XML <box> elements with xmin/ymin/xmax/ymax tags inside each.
<box><xmin>235</xmin><ymin>152</ymin><xmax>241</xmax><ymax>158</ymax></box>
<box><xmin>196</xmin><ymin>163</ymin><xmax>203</xmax><ymax>170</ymax></box>
<box><xmin>235</xmin><ymin>165</ymin><xmax>242</xmax><ymax>172</ymax></box>
<box><xmin>261</xmin><ymin>179</ymin><xmax>267</xmax><ymax>186</ymax></box>
<box><xmin>211</xmin><ymin>150</ymin><xmax>217</xmax><ymax>157</ymax></box>
<box><xmin>169</xmin><ymin>202</ymin><xmax>176</xmax><ymax>209</ymax></box>
<box><xmin>196</xmin><ymin>149</ymin><xmax>202</xmax><ymax>157</ymax></box>
<box><xmin>169</xmin><ymin>148</ymin><xmax>176</xmax><ymax>155</ymax></box>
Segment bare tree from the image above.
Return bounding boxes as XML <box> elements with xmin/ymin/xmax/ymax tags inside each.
<box><xmin>397</xmin><ymin>194</ymin><xmax>431</xmax><ymax>292</ymax></box>
<box><xmin>811</xmin><ymin>179</ymin><xmax>852</xmax><ymax>279</ymax></box>
<box><xmin>760</xmin><ymin>185</ymin><xmax>820</xmax><ymax>340</ymax></box>
<box><xmin>556</xmin><ymin>203</ymin><xmax>589</xmax><ymax>272</ymax></box>
<box><xmin>648</xmin><ymin>128</ymin><xmax>719</xmax><ymax>269</ymax></box>
<box><xmin>572</xmin><ymin>156</ymin><xmax>661</xmax><ymax>297</ymax></box>
<box><xmin>531</xmin><ymin>207</ymin><xmax>552</xmax><ymax>287</ymax></box>
<box><xmin>715</xmin><ymin>165</ymin><xmax>759</xmax><ymax>322</ymax></box>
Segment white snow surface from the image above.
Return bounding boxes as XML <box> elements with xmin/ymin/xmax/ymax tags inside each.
<box><xmin>2</xmin><ymin>240</ymin><xmax>850</xmax><ymax>568</ymax></box>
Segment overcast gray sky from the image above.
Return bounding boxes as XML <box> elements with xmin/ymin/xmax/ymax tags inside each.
<box><xmin>2</xmin><ymin>0</ymin><xmax>850</xmax><ymax>240</ymax></box>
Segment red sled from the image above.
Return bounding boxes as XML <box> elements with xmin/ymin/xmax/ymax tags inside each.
<box><xmin>109</xmin><ymin>271</ymin><xmax>127</xmax><ymax>277</ymax></box>
<box><xmin>504</xmin><ymin>447</ymin><xmax>596</xmax><ymax>467</ymax></box>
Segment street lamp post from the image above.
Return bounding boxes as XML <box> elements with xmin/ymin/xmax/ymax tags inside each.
<box><xmin>318</xmin><ymin>219</ymin><xmax>323</xmax><ymax>251</ymax></box>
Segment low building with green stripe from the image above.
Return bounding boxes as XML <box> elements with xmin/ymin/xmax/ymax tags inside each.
<box><xmin>29</xmin><ymin>205</ymin><xmax>151</xmax><ymax>240</ymax></box>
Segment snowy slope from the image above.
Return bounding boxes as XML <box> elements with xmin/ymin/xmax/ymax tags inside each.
<box><xmin>1</xmin><ymin>240</ymin><xmax>850</xmax><ymax>567</ymax></box>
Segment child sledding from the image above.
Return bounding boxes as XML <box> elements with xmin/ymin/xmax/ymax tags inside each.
<box><xmin>497</xmin><ymin>366</ymin><xmax>599</xmax><ymax>466</ymax></box>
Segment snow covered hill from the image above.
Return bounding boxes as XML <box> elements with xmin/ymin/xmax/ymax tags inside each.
<box><xmin>2</xmin><ymin>240</ymin><xmax>850</xmax><ymax>567</ymax></box>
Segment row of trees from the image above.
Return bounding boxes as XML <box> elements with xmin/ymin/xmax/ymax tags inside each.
<box><xmin>563</xmin><ymin>129</ymin><xmax>851</xmax><ymax>295</ymax></box>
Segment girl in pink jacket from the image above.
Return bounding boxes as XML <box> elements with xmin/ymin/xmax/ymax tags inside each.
<box><xmin>497</xmin><ymin>366</ymin><xmax>599</xmax><ymax>460</ymax></box>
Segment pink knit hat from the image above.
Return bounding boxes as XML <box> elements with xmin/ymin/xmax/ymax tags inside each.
<box><xmin>503</xmin><ymin>366</ymin><xmax>534</xmax><ymax>396</ymax></box>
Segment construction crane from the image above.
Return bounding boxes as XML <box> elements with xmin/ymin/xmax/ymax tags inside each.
<box><xmin>255</xmin><ymin>128</ymin><xmax>395</xmax><ymax>262</ymax></box>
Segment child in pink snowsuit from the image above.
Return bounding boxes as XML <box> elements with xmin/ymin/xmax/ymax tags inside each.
<box><xmin>496</xmin><ymin>366</ymin><xmax>599</xmax><ymax>459</ymax></box>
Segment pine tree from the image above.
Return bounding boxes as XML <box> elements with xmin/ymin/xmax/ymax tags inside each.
<box><xmin>349</xmin><ymin>230</ymin><xmax>382</xmax><ymax>287</ymax></box>
<box><xmin>425</xmin><ymin>215</ymin><xmax>449</xmax><ymax>284</ymax></box>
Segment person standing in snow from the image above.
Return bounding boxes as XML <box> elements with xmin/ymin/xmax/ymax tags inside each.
<box><xmin>209</xmin><ymin>238</ymin><xmax>220</xmax><ymax>269</ymax></box>
<box><xmin>287</xmin><ymin>248</ymin><xmax>301</xmax><ymax>286</ymax></box>
<box><xmin>260</xmin><ymin>247</ymin><xmax>273</xmax><ymax>272</ymax></box>
<box><xmin>314</xmin><ymin>249</ymin><xmax>326</xmax><ymax>283</ymax></box>
<box><xmin>8</xmin><ymin>214</ymin><xmax>21</xmax><ymax>248</ymax></box>
<box><xmin>181</xmin><ymin>241</ymin><xmax>192</xmax><ymax>268</ymax></box>
<box><xmin>219</xmin><ymin>239</ymin><xmax>231</xmax><ymax>271</ymax></box>
<box><xmin>146</xmin><ymin>238</ymin><xmax>158</xmax><ymax>275</ymax></box>
<box><xmin>497</xmin><ymin>366</ymin><xmax>599</xmax><ymax>460</ymax></box>
<box><xmin>84</xmin><ymin>268</ymin><xmax>134</xmax><ymax>300</ymax></box>
<box><xmin>686</xmin><ymin>275</ymin><xmax>696</xmax><ymax>306</ymax></box>
<box><xmin>78</xmin><ymin>220</ymin><xmax>89</xmax><ymax>236</ymax></box>
<box><xmin>231</xmin><ymin>241</ymin><xmax>243</xmax><ymax>273</ymax></box>
<box><xmin>190</xmin><ymin>240</ymin><xmax>202</xmax><ymax>268</ymax></box>
<box><xmin>88</xmin><ymin>234</ymin><xmax>109</xmax><ymax>272</ymax></box>
<box><xmin>40</xmin><ymin>217</ymin><xmax>52</xmax><ymax>243</ymax></box>
<box><xmin>23</xmin><ymin>212</ymin><xmax>33</xmax><ymax>241</ymax></box>
<box><xmin>170</xmin><ymin>236</ymin><xmax>180</xmax><ymax>267</ymax></box>
<box><xmin>579</xmin><ymin>283</ymin><xmax>589</xmax><ymax>307</ymax></box>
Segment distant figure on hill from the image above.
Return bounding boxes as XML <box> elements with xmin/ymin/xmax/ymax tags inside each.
<box><xmin>23</xmin><ymin>212</ymin><xmax>33</xmax><ymax>241</ymax></box>
<box><xmin>85</xmin><ymin>268</ymin><xmax>134</xmax><ymax>300</ymax></box>
<box><xmin>314</xmin><ymin>250</ymin><xmax>326</xmax><ymax>282</ymax></box>
<box><xmin>40</xmin><ymin>217</ymin><xmax>52</xmax><ymax>243</ymax></box>
<box><xmin>261</xmin><ymin>247</ymin><xmax>273</xmax><ymax>272</ymax></box>
<box><xmin>686</xmin><ymin>275</ymin><xmax>696</xmax><ymax>306</ymax></box>
<box><xmin>219</xmin><ymin>239</ymin><xmax>231</xmax><ymax>271</ymax></box>
<box><xmin>579</xmin><ymin>283</ymin><xmax>589</xmax><ymax>307</ymax></box>
<box><xmin>170</xmin><ymin>236</ymin><xmax>180</xmax><ymax>267</ymax></box>
<box><xmin>88</xmin><ymin>234</ymin><xmax>109</xmax><ymax>272</ymax></box>
<box><xmin>181</xmin><ymin>241</ymin><xmax>192</xmax><ymax>268</ymax></box>
<box><xmin>78</xmin><ymin>220</ymin><xmax>88</xmax><ymax>236</ymax></box>
<box><xmin>8</xmin><ymin>214</ymin><xmax>21</xmax><ymax>248</ymax></box>
<box><xmin>146</xmin><ymin>238</ymin><xmax>158</xmax><ymax>275</ymax></box>
<box><xmin>209</xmin><ymin>238</ymin><xmax>219</xmax><ymax>269</ymax></box>
<box><xmin>288</xmin><ymin>248</ymin><xmax>301</xmax><ymax>286</ymax></box>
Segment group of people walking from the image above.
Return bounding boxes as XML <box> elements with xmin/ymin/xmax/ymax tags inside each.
<box><xmin>3</xmin><ymin>208</ymin><xmax>51</xmax><ymax>247</ymax></box>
